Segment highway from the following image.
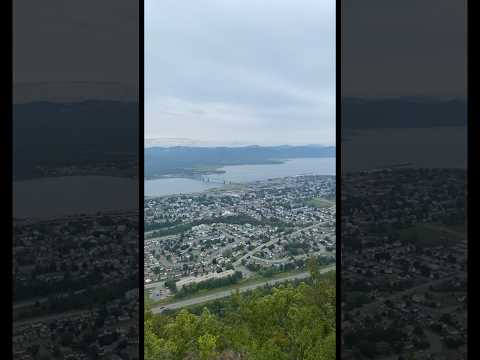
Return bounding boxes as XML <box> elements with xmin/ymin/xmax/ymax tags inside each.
<box><xmin>151</xmin><ymin>264</ymin><xmax>335</xmax><ymax>314</ymax></box>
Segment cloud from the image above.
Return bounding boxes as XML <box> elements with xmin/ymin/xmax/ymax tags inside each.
<box><xmin>145</xmin><ymin>0</ymin><xmax>335</xmax><ymax>145</ymax></box>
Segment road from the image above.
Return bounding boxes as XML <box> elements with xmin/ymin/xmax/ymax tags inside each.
<box><xmin>356</xmin><ymin>272</ymin><xmax>463</xmax><ymax>313</ymax></box>
<box><xmin>232</xmin><ymin>223</ymin><xmax>329</xmax><ymax>267</ymax></box>
<box><xmin>14</xmin><ymin>309</ymin><xmax>91</xmax><ymax>328</ymax></box>
<box><xmin>151</xmin><ymin>264</ymin><xmax>335</xmax><ymax>314</ymax></box>
<box><xmin>250</xmin><ymin>249</ymin><xmax>333</xmax><ymax>265</ymax></box>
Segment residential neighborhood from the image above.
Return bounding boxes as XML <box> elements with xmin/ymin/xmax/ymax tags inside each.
<box><xmin>341</xmin><ymin>168</ymin><xmax>467</xmax><ymax>359</ymax></box>
<box><xmin>13</xmin><ymin>213</ymin><xmax>139</xmax><ymax>360</ymax></box>
<box><xmin>144</xmin><ymin>175</ymin><xmax>336</xmax><ymax>302</ymax></box>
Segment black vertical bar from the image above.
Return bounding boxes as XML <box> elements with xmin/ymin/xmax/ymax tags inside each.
<box><xmin>8</xmin><ymin>0</ymin><xmax>14</xmax><ymax>357</ymax></box>
<box><xmin>336</xmin><ymin>0</ymin><xmax>342</xmax><ymax>358</ymax></box>
<box><xmin>466</xmin><ymin>1</ymin><xmax>471</xmax><ymax>358</ymax></box>
<box><xmin>139</xmin><ymin>0</ymin><xmax>145</xmax><ymax>357</ymax></box>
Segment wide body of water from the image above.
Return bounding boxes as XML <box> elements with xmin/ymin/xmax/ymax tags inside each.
<box><xmin>13</xmin><ymin>158</ymin><xmax>334</xmax><ymax>219</ymax></box>
<box><xmin>17</xmin><ymin>127</ymin><xmax>465</xmax><ymax>218</ymax></box>
<box><xmin>343</xmin><ymin>127</ymin><xmax>467</xmax><ymax>172</ymax></box>
<box><xmin>14</xmin><ymin>176</ymin><xmax>137</xmax><ymax>219</ymax></box>
<box><xmin>145</xmin><ymin>157</ymin><xmax>335</xmax><ymax>197</ymax></box>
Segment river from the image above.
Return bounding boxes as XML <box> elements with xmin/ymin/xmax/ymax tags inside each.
<box><xmin>14</xmin><ymin>176</ymin><xmax>137</xmax><ymax>220</ymax></box>
<box><xmin>145</xmin><ymin>157</ymin><xmax>335</xmax><ymax>197</ymax></box>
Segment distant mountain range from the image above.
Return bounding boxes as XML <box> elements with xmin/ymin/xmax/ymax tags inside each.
<box><xmin>342</xmin><ymin>97</ymin><xmax>466</xmax><ymax>128</ymax></box>
<box><xmin>13</xmin><ymin>97</ymin><xmax>466</xmax><ymax>179</ymax></box>
<box><xmin>13</xmin><ymin>100</ymin><xmax>138</xmax><ymax>179</ymax></box>
<box><xmin>144</xmin><ymin>137</ymin><xmax>257</xmax><ymax>148</ymax></box>
<box><xmin>145</xmin><ymin>145</ymin><xmax>335</xmax><ymax>178</ymax></box>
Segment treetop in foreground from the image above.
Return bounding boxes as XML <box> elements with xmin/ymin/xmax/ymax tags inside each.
<box><xmin>145</xmin><ymin>268</ymin><xmax>336</xmax><ymax>360</ymax></box>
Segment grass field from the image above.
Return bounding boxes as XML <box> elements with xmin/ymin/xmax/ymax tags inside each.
<box><xmin>397</xmin><ymin>223</ymin><xmax>465</xmax><ymax>247</ymax></box>
<box><xmin>306</xmin><ymin>197</ymin><xmax>335</xmax><ymax>208</ymax></box>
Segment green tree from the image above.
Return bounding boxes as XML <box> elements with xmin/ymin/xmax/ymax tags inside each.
<box><xmin>198</xmin><ymin>334</ymin><xmax>218</xmax><ymax>360</ymax></box>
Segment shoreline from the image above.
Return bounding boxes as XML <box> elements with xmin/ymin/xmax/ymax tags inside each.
<box><xmin>144</xmin><ymin>159</ymin><xmax>287</xmax><ymax>181</ymax></box>
<box><xmin>144</xmin><ymin>174</ymin><xmax>336</xmax><ymax>200</ymax></box>
<box><xmin>145</xmin><ymin>157</ymin><xmax>336</xmax><ymax>182</ymax></box>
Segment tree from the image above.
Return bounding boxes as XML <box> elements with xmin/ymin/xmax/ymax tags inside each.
<box><xmin>198</xmin><ymin>334</ymin><xmax>218</xmax><ymax>360</ymax></box>
<box><xmin>165</xmin><ymin>279</ymin><xmax>177</xmax><ymax>292</ymax></box>
<box><xmin>144</xmin><ymin>270</ymin><xmax>336</xmax><ymax>360</ymax></box>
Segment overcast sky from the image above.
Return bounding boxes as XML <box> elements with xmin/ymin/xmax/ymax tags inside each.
<box><xmin>14</xmin><ymin>0</ymin><xmax>138</xmax><ymax>102</ymax></box>
<box><xmin>342</xmin><ymin>0</ymin><xmax>466</xmax><ymax>98</ymax></box>
<box><xmin>145</xmin><ymin>0</ymin><xmax>335</xmax><ymax>146</ymax></box>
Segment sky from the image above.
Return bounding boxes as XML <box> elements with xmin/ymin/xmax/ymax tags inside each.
<box><xmin>145</xmin><ymin>0</ymin><xmax>335</xmax><ymax>146</ymax></box>
<box><xmin>14</xmin><ymin>0</ymin><xmax>138</xmax><ymax>102</ymax></box>
<box><xmin>342</xmin><ymin>0</ymin><xmax>466</xmax><ymax>98</ymax></box>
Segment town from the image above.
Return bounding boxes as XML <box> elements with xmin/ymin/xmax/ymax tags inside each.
<box><xmin>13</xmin><ymin>213</ymin><xmax>139</xmax><ymax>360</ymax></box>
<box><xmin>144</xmin><ymin>175</ymin><xmax>336</xmax><ymax>302</ymax></box>
<box><xmin>341</xmin><ymin>168</ymin><xmax>466</xmax><ymax>359</ymax></box>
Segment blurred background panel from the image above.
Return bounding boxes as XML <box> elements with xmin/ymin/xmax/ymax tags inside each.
<box><xmin>12</xmin><ymin>1</ymin><xmax>140</xmax><ymax>359</ymax></box>
<box><xmin>341</xmin><ymin>1</ymin><xmax>467</xmax><ymax>359</ymax></box>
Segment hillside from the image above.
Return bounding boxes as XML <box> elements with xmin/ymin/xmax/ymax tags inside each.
<box><xmin>342</xmin><ymin>97</ymin><xmax>466</xmax><ymax>129</ymax></box>
<box><xmin>13</xmin><ymin>100</ymin><xmax>138</xmax><ymax>179</ymax></box>
<box><xmin>145</xmin><ymin>265</ymin><xmax>336</xmax><ymax>360</ymax></box>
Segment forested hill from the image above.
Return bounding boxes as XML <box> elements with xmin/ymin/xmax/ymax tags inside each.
<box><xmin>14</xmin><ymin>100</ymin><xmax>138</xmax><ymax>179</ymax></box>
<box><xmin>145</xmin><ymin>267</ymin><xmax>336</xmax><ymax>360</ymax></box>
<box><xmin>145</xmin><ymin>145</ymin><xmax>335</xmax><ymax>178</ymax></box>
<box><xmin>342</xmin><ymin>97</ymin><xmax>466</xmax><ymax>129</ymax></box>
